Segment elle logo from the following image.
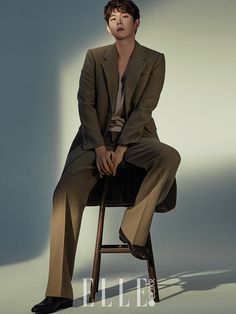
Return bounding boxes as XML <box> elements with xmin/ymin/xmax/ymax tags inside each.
<box><xmin>82</xmin><ymin>277</ymin><xmax>156</xmax><ymax>307</ymax></box>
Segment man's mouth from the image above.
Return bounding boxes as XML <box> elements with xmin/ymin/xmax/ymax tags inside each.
<box><xmin>117</xmin><ymin>27</ymin><xmax>125</xmax><ymax>31</ymax></box>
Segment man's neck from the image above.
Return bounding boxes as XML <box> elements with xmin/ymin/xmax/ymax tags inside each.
<box><xmin>115</xmin><ymin>37</ymin><xmax>136</xmax><ymax>60</ymax></box>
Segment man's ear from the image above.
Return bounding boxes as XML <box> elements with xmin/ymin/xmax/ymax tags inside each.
<box><xmin>106</xmin><ymin>24</ymin><xmax>111</xmax><ymax>34</ymax></box>
<box><xmin>134</xmin><ymin>18</ymin><xmax>140</xmax><ymax>31</ymax></box>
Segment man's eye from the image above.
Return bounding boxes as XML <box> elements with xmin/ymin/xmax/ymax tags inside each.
<box><xmin>110</xmin><ymin>15</ymin><xmax>128</xmax><ymax>21</ymax></box>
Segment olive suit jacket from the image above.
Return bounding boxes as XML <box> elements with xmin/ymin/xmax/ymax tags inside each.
<box><xmin>62</xmin><ymin>40</ymin><xmax>177</xmax><ymax>213</ymax></box>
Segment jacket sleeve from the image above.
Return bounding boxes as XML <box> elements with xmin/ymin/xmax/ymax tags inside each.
<box><xmin>116</xmin><ymin>53</ymin><xmax>165</xmax><ymax>146</ymax></box>
<box><xmin>78</xmin><ymin>49</ymin><xmax>105</xmax><ymax>150</ymax></box>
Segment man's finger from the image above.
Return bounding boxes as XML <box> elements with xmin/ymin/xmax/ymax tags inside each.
<box><xmin>96</xmin><ymin>161</ymin><xmax>102</xmax><ymax>174</ymax></box>
<box><xmin>97</xmin><ymin>158</ymin><xmax>109</xmax><ymax>176</ymax></box>
<box><xmin>101</xmin><ymin>158</ymin><xmax>112</xmax><ymax>175</ymax></box>
<box><xmin>106</xmin><ymin>154</ymin><xmax>115</xmax><ymax>172</ymax></box>
<box><xmin>112</xmin><ymin>164</ymin><xmax>117</xmax><ymax>176</ymax></box>
<box><xmin>104</xmin><ymin>153</ymin><xmax>115</xmax><ymax>173</ymax></box>
<box><xmin>111</xmin><ymin>152</ymin><xmax>116</xmax><ymax>164</ymax></box>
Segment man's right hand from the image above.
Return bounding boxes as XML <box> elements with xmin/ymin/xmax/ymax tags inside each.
<box><xmin>95</xmin><ymin>146</ymin><xmax>116</xmax><ymax>177</ymax></box>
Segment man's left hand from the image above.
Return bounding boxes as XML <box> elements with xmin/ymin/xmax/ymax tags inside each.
<box><xmin>112</xmin><ymin>145</ymin><xmax>128</xmax><ymax>176</ymax></box>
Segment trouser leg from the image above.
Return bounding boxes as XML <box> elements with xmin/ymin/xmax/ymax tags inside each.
<box><xmin>120</xmin><ymin>136</ymin><xmax>181</xmax><ymax>246</ymax></box>
<box><xmin>45</xmin><ymin>134</ymin><xmax>116</xmax><ymax>299</ymax></box>
<box><xmin>45</xmin><ymin>150</ymin><xmax>100</xmax><ymax>299</ymax></box>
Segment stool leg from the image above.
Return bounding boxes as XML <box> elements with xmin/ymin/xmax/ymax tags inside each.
<box><xmin>89</xmin><ymin>177</ymin><xmax>109</xmax><ymax>303</ymax></box>
<box><xmin>146</xmin><ymin>233</ymin><xmax>160</xmax><ymax>302</ymax></box>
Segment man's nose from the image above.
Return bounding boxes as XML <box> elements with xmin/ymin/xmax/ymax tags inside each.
<box><xmin>117</xmin><ymin>17</ymin><xmax>123</xmax><ymax>24</ymax></box>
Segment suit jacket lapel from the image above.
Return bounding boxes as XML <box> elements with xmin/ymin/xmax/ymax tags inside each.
<box><xmin>101</xmin><ymin>40</ymin><xmax>149</xmax><ymax>118</ymax></box>
<box><xmin>101</xmin><ymin>43</ymin><xmax>119</xmax><ymax>116</ymax></box>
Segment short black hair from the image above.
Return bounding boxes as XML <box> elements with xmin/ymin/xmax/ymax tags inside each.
<box><xmin>104</xmin><ymin>0</ymin><xmax>140</xmax><ymax>24</ymax></box>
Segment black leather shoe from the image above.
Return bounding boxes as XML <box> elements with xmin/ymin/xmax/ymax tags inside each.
<box><xmin>119</xmin><ymin>227</ymin><xmax>150</xmax><ymax>260</ymax></box>
<box><xmin>31</xmin><ymin>296</ymin><xmax>73</xmax><ymax>313</ymax></box>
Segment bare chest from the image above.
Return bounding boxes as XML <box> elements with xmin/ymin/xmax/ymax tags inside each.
<box><xmin>118</xmin><ymin>59</ymin><xmax>130</xmax><ymax>80</ymax></box>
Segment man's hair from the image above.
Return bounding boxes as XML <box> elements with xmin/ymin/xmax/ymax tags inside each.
<box><xmin>104</xmin><ymin>0</ymin><xmax>140</xmax><ymax>25</ymax></box>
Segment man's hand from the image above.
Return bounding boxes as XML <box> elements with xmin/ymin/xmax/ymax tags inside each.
<box><xmin>95</xmin><ymin>146</ymin><xmax>116</xmax><ymax>177</ymax></box>
<box><xmin>112</xmin><ymin>145</ymin><xmax>128</xmax><ymax>176</ymax></box>
<box><xmin>95</xmin><ymin>145</ymin><xmax>128</xmax><ymax>177</ymax></box>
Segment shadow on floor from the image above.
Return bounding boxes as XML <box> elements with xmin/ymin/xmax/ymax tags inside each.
<box><xmin>73</xmin><ymin>266</ymin><xmax>236</xmax><ymax>306</ymax></box>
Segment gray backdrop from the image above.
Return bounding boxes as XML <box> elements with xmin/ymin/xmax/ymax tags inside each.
<box><xmin>0</xmin><ymin>1</ymin><xmax>235</xmax><ymax>313</ymax></box>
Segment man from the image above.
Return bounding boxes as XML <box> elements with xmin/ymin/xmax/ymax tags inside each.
<box><xmin>31</xmin><ymin>0</ymin><xmax>181</xmax><ymax>312</ymax></box>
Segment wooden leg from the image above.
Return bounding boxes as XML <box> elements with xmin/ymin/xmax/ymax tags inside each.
<box><xmin>146</xmin><ymin>233</ymin><xmax>160</xmax><ymax>302</ymax></box>
<box><xmin>89</xmin><ymin>177</ymin><xmax>110</xmax><ymax>303</ymax></box>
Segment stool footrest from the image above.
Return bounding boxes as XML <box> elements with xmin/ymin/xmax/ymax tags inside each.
<box><xmin>89</xmin><ymin>171</ymin><xmax>160</xmax><ymax>303</ymax></box>
<box><xmin>100</xmin><ymin>244</ymin><xmax>130</xmax><ymax>253</ymax></box>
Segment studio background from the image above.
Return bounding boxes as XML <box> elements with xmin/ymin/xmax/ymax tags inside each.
<box><xmin>0</xmin><ymin>0</ymin><xmax>235</xmax><ymax>313</ymax></box>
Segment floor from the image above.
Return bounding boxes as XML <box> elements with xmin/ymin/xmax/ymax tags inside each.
<box><xmin>1</xmin><ymin>244</ymin><xmax>236</xmax><ymax>314</ymax></box>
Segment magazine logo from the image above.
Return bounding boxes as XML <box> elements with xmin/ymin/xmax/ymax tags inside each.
<box><xmin>82</xmin><ymin>277</ymin><xmax>156</xmax><ymax>307</ymax></box>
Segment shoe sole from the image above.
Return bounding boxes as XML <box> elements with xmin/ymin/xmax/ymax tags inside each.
<box><xmin>119</xmin><ymin>229</ymin><xmax>150</xmax><ymax>260</ymax></box>
<box><xmin>119</xmin><ymin>234</ymin><xmax>127</xmax><ymax>244</ymax></box>
<box><xmin>31</xmin><ymin>300</ymin><xmax>73</xmax><ymax>313</ymax></box>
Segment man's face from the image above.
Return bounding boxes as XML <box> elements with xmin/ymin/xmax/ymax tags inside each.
<box><xmin>106</xmin><ymin>8</ymin><xmax>140</xmax><ymax>40</ymax></box>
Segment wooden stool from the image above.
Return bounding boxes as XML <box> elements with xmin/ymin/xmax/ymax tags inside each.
<box><xmin>86</xmin><ymin>161</ymin><xmax>160</xmax><ymax>303</ymax></box>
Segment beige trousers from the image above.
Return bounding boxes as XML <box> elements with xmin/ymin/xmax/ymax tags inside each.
<box><xmin>45</xmin><ymin>131</ymin><xmax>181</xmax><ymax>299</ymax></box>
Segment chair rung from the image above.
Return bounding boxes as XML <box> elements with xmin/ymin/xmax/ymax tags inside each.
<box><xmin>100</xmin><ymin>244</ymin><xmax>130</xmax><ymax>253</ymax></box>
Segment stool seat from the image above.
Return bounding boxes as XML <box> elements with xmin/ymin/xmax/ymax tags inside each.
<box><xmin>87</xmin><ymin>161</ymin><xmax>146</xmax><ymax>206</ymax></box>
<box><xmin>86</xmin><ymin>161</ymin><xmax>160</xmax><ymax>303</ymax></box>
